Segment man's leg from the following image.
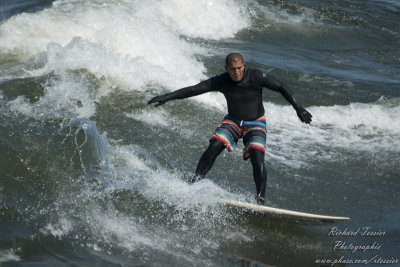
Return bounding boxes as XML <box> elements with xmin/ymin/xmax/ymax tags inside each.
<box><xmin>190</xmin><ymin>139</ymin><xmax>225</xmax><ymax>184</ymax></box>
<box><xmin>249</xmin><ymin>149</ymin><xmax>267</xmax><ymax>205</ymax></box>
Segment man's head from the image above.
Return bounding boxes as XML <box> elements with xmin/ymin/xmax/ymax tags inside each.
<box><xmin>225</xmin><ymin>53</ymin><xmax>245</xmax><ymax>82</ymax></box>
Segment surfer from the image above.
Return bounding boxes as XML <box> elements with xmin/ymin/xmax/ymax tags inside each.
<box><xmin>148</xmin><ymin>53</ymin><xmax>312</xmax><ymax>205</ymax></box>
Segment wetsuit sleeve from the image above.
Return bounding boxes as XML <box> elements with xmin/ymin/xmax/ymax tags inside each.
<box><xmin>258</xmin><ymin>72</ymin><xmax>300</xmax><ymax>108</ymax></box>
<box><xmin>164</xmin><ymin>78</ymin><xmax>214</xmax><ymax>101</ymax></box>
<box><xmin>258</xmin><ymin>70</ymin><xmax>313</xmax><ymax>124</ymax></box>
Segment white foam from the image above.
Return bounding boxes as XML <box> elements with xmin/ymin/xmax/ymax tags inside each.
<box><xmin>45</xmin><ymin>141</ymin><xmax>242</xmax><ymax>261</ymax></box>
<box><xmin>263</xmin><ymin>100</ymin><xmax>400</xmax><ymax>168</ymax></box>
<box><xmin>1</xmin><ymin>0</ymin><xmax>251</xmax><ymax>118</ymax></box>
<box><xmin>141</xmin><ymin>169</ymin><xmax>233</xmax><ymax>212</ymax></box>
<box><xmin>7</xmin><ymin>70</ymin><xmax>97</xmax><ymax>119</ymax></box>
<box><xmin>151</xmin><ymin>0</ymin><xmax>250</xmax><ymax>40</ymax></box>
<box><xmin>128</xmin><ymin>99</ymin><xmax>400</xmax><ymax>170</ymax></box>
<box><xmin>0</xmin><ymin>0</ymin><xmax>250</xmax><ymax>56</ymax></box>
<box><xmin>126</xmin><ymin>108</ymin><xmax>172</xmax><ymax>128</ymax></box>
<box><xmin>39</xmin><ymin>217</ymin><xmax>73</xmax><ymax>239</ymax></box>
<box><xmin>112</xmin><ymin>145</ymin><xmax>152</xmax><ymax>172</ymax></box>
<box><xmin>0</xmin><ymin>0</ymin><xmax>249</xmax><ymax>83</ymax></box>
<box><xmin>89</xmin><ymin>206</ymin><xmax>165</xmax><ymax>252</ymax></box>
<box><xmin>191</xmin><ymin>92</ymin><xmax>227</xmax><ymax>112</ymax></box>
<box><xmin>109</xmin><ymin>144</ymin><xmax>234</xmax><ymax>208</ymax></box>
<box><xmin>126</xmin><ymin>99</ymin><xmax>224</xmax><ymax>136</ymax></box>
<box><xmin>0</xmin><ymin>249</ymin><xmax>21</xmax><ymax>262</ymax></box>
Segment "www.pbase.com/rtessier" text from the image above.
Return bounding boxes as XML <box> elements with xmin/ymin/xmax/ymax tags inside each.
<box><xmin>315</xmin><ymin>255</ymin><xmax>398</xmax><ymax>266</ymax></box>
<box><xmin>314</xmin><ymin>226</ymin><xmax>399</xmax><ymax>266</ymax></box>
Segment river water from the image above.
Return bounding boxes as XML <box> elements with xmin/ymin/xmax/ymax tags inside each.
<box><xmin>0</xmin><ymin>0</ymin><xmax>399</xmax><ymax>266</ymax></box>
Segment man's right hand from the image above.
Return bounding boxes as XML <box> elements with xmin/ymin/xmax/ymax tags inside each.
<box><xmin>148</xmin><ymin>95</ymin><xmax>167</xmax><ymax>107</ymax></box>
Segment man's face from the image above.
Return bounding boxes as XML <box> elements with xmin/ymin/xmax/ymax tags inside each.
<box><xmin>225</xmin><ymin>61</ymin><xmax>245</xmax><ymax>82</ymax></box>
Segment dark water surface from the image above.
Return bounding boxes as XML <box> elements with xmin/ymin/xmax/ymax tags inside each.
<box><xmin>1</xmin><ymin>0</ymin><xmax>399</xmax><ymax>266</ymax></box>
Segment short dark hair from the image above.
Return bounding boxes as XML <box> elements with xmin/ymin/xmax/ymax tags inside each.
<box><xmin>225</xmin><ymin>53</ymin><xmax>244</xmax><ymax>66</ymax></box>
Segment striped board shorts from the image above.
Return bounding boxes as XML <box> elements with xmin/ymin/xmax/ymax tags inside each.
<box><xmin>210</xmin><ymin>115</ymin><xmax>267</xmax><ymax>160</ymax></box>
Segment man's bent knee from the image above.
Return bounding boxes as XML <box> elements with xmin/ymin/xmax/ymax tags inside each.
<box><xmin>249</xmin><ymin>149</ymin><xmax>265</xmax><ymax>165</ymax></box>
<box><xmin>207</xmin><ymin>139</ymin><xmax>226</xmax><ymax>155</ymax></box>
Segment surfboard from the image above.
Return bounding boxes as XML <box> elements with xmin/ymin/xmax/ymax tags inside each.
<box><xmin>221</xmin><ymin>199</ymin><xmax>350</xmax><ymax>225</ymax></box>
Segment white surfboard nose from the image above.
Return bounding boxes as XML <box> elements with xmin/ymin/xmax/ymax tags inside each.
<box><xmin>221</xmin><ymin>199</ymin><xmax>350</xmax><ymax>225</ymax></box>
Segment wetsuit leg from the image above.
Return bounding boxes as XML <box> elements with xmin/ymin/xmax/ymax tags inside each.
<box><xmin>190</xmin><ymin>139</ymin><xmax>225</xmax><ymax>183</ymax></box>
<box><xmin>249</xmin><ymin>149</ymin><xmax>267</xmax><ymax>203</ymax></box>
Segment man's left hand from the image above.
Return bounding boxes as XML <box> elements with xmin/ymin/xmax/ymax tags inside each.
<box><xmin>295</xmin><ymin>105</ymin><xmax>313</xmax><ymax>124</ymax></box>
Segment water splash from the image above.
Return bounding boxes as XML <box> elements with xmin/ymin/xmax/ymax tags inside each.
<box><xmin>65</xmin><ymin>117</ymin><xmax>114</xmax><ymax>185</ymax></box>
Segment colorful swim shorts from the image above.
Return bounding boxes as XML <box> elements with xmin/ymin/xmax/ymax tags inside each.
<box><xmin>210</xmin><ymin>115</ymin><xmax>267</xmax><ymax>160</ymax></box>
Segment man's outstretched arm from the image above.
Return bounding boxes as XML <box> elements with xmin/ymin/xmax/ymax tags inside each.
<box><xmin>261</xmin><ymin>73</ymin><xmax>313</xmax><ymax>124</ymax></box>
<box><xmin>148</xmin><ymin>80</ymin><xmax>212</xmax><ymax>107</ymax></box>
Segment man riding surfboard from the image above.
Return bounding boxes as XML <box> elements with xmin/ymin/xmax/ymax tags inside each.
<box><xmin>148</xmin><ymin>53</ymin><xmax>312</xmax><ymax>205</ymax></box>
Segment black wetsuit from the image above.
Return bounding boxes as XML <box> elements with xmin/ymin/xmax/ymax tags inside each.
<box><xmin>163</xmin><ymin>68</ymin><xmax>301</xmax><ymax>121</ymax></box>
<box><xmin>148</xmin><ymin>68</ymin><xmax>312</xmax><ymax>204</ymax></box>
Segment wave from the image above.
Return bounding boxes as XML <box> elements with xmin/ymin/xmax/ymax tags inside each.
<box><xmin>126</xmin><ymin>96</ymin><xmax>400</xmax><ymax>170</ymax></box>
<box><xmin>0</xmin><ymin>0</ymin><xmax>251</xmax><ymax>119</ymax></box>
<box><xmin>2</xmin><ymin>114</ymin><xmax>241</xmax><ymax>265</ymax></box>
<box><xmin>263</xmin><ymin>98</ymin><xmax>400</xmax><ymax>168</ymax></box>
<box><xmin>1</xmin><ymin>1</ymin><xmax>399</xmax><ymax>265</ymax></box>
<box><xmin>6</xmin><ymin>96</ymin><xmax>397</xmax><ymax>263</ymax></box>
<box><xmin>0</xmin><ymin>0</ymin><xmax>250</xmax><ymax>55</ymax></box>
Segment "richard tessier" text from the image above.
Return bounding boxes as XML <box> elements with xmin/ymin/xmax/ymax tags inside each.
<box><xmin>328</xmin><ymin>226</ymin><xmax>385</xmax><ymax>237</ymax></box>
